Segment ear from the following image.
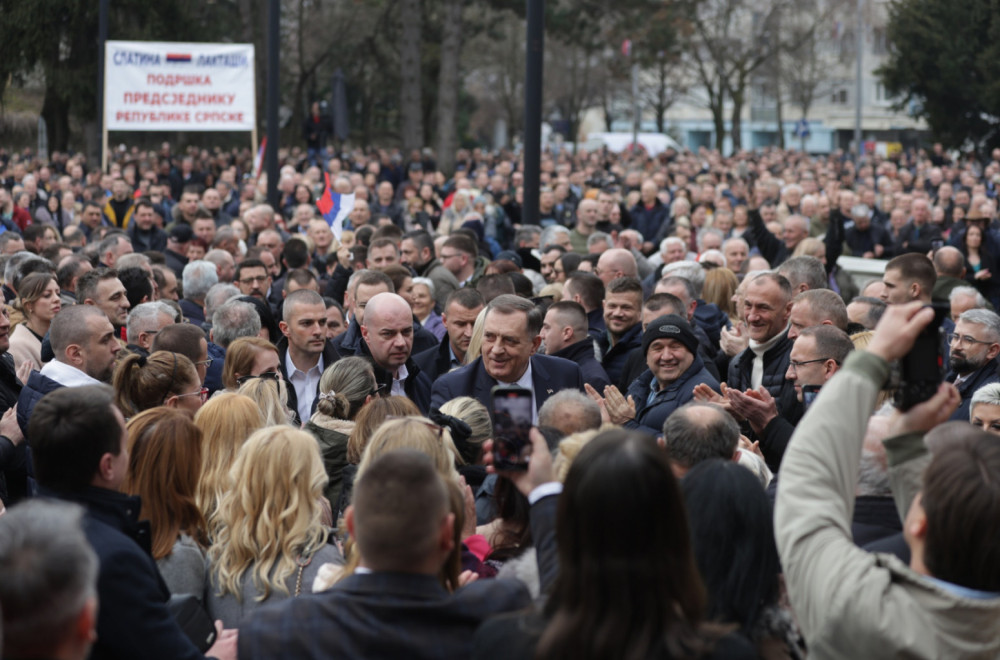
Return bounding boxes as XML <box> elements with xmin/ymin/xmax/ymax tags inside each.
<box><xmin>97</xmin><ymin>452</ymin><xmax>117</xmax><ymax>485</ymax></box>
<box><xmin>77</xmin><ymin>596</ymin><xmax>98</xmax><ymax>644</ymax></box>
<box><xmin>344</xmin><ymin>505</ymin><xmax>356</xmax><ymax>539</ymax></box>
<box><xmin>360</xmin><ymin>324</ymin><xmax>370</xmax><ymax>344</ymax></box>
<box><xmin>438</xmin><ymin>512</ymin><xmax>456</xmax><ymax>556</ymax></box>
<box><xmin>530</xmin><ymin>333</ymin><xmax>542</xmax><ymax>356</ymax></box>
<box><xmin>906</xmin><ymin>493</ymin><xmax>928</xmax><ymax>542</ymax></box>
<box><xmin>988</xmin><ymin>343</ymin><xmax>1000</xmax><ymax>362</ymax></box>
<box><xmin>208</xmin><ymin>328</ymin><xmax>215</xmax><ymax>343</ymax></box>
<box><xmin>279</xmin><ymin>320</ymin><xmax>290</xmax><ymax>338</ymax></box>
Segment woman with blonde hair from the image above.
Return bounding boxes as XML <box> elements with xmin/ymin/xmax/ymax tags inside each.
<box><xmin>238</xmin><ymin>375</ymin><xmax>293</xmax><ymax>426</ymax></box>
<box><xmin>464</xmin><ymin>306</ymin><xmax>489</xmax><ymax>366</ymax></box>
<box><xmin>334</xmin><ymin>396</ymin><xmax>421</xmax><ymax>519</ymax></box>
<box><xmin>338</xmin><ymin>416</ymin><xmax>470</xmax><ymax>591</ymax></box>
<box><xmin>8</xmin><ymin>272</ymin><xmax>60</xmax><ymax>371</ymax></box>
<box><xmin>305</xmin><ymin>356</ymin><xmax>377</xmax><ymax>507</ymax></box>
<box><xmin>220</xmin><ymin>336</ymin><xmax>280</xmax><ymax>392</ymax></box>
<box><xmin>193</xmin><ymin>393</ymin><xmax>266</xmax><ymax>527</ymax></box>
<box><xmin>206</xmin><ymin>426</ymin><xmax>342</xmax><ymax>627</ymax></box>
<box><xmin>703</xmin><ymin>267</ymin><xmax>740</xmax><ymax>323</ymax></box>
<box><xmin>122</xmin><ymin>407</ymin><xmax>208</xmax><ymax>600</ymax></box>
<box><xmin>113</xmin><ymin>351</ymin><xmax>205</xmax><ymax>417</ymax></box>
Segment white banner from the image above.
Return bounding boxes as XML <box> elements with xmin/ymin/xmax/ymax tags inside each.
<box><xmin>105</xmin><ymin>41</ymin><xmax>256</xmax><ymax>132</ymax></box>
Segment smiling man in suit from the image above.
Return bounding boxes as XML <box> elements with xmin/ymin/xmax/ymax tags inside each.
<box><xmin>430</xmin><ymin>294</ymin><xmax>584</xmax><ymax>421</ymax></box>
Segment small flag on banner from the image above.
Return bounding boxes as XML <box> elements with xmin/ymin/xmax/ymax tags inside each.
<box><xmin>316</xmin><ymin>172</ymin><xmax>354</xmax><ymax>241</ymax></box>
<box><xmin>253</xmin><ymin>137</ymin><xmax>266</xmax><ymax>179</ymax></box>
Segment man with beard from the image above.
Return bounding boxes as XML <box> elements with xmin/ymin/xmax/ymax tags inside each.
<box><xmin>945</xmin><ymin>309</ymin><xmax>1000</xmax><ymax>421</ymax></box>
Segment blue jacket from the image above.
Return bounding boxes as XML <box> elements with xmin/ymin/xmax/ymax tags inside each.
<box><xmin>624</xmin><ymin>355</ymin><xmax>720</xmax><ymax>436</ymax></box>
<box><xmin>551</xmin><ymin>339</ymin><xmax>610</xmax><ymax>393</ymax></box>
<box><xmin>629</xmin><ymin>199</ymin><xmax>670</xmax><ymax>244</ymax></box>
<box><xmin>44</xmin><ymin>486</ymin><xmax>207</xmax><ymax>660</ymax></box>
<box><xmin>597</xmin><ymin>322</ymin><xmax>642</xmax><ymax>386</ymax></box>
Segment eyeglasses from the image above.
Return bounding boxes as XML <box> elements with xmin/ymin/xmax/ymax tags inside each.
<box><xmin>239</xmin><ymin>275</ymin><xmax>269</xmax><ymax>285</ymax></box>
<box><xmin>787</xmin><ymin>357</ymin><xmax>834</xmax><ymax>372</ymax></box>
<box><xmin>195</xmin><ymin>358</ymin><xmax>213</xmax><ymax>368</ymax></box>
<box><xmin>439</xmin><ymin>252</ymin><xmax>461</xmax><ymax>261</ymax></box>
<box><xmin>176</xmin><ymin>387</ymin><xmax>208</xmax><ymax>403</ymax></box>
<box><xmin>371</xmin><ymin>381</ymin><xmax>390</xmax><ymax>398</ymax></box>
<box><xmin>236</xmin><ymin>371</ymin><xmax>281</xmax><ymax>387</ymax></box>
<box><xmin>947</xmin><ymin>333</ymin><xmax>994</xmax><ymax>347</ymax></box>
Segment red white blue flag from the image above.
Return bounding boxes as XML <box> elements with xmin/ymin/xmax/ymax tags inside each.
<box><xmin>316</xmin><ymin>172</ymin><xmax>354</xmax><ymax>240</ymax></box>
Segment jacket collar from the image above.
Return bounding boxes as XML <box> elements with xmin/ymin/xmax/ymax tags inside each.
<box><xmin>553</xmin><ymin>338</ymin><xmax>598</xmax><ymax>363</ymax></box>
<box><xmin>334</xmin><ymin>571</ymin><xmax>448</xmax><ymax>601</ymax></box>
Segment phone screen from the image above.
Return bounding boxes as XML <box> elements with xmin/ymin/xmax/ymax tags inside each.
<box><xmin>801</xmin><ymin>384</ymin><xmax>821</xmax><ymax>409</ymax></box>
<box><xmin>895</xmin><ymin>303</ymin><xmax>948</xmax><ymax>410</ymax></box>
<box><xmin>491</xmin><ymin>386</ymin><xmax>534</xmax><ymax>471</ymax></box>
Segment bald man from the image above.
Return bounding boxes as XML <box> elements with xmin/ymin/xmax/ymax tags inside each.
<box><xmin>595</xmin><ymin>248</ymin><xmax>638</xmax><ymax>285</ymax></box>
<box><xmin>569</xmin><ymin>199</ymin><xmax>600</xmax><ymax>254</ymax></box>
<box><xmin>932</xmin><ymin>246</ymin><xmax>968</xmax><ymax>304</ymax></box>
<box><xmin>360</xmin><ymin>292</ymin><xmax>432</xmax><ymax>412</ymax></box>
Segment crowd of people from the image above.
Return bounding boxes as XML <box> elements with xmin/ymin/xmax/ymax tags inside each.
<box><xmin>1</xmin><ymin>140</ymin><xmax>1000</xmax><ymax>659</ymax></box>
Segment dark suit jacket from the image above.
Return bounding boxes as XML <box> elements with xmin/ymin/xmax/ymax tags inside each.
<box><xmin>238</xmin><ymin>571</ymin><xmax>530</xmax><ymax>660</ymax></box>
<box><xmin>947</xmin><ymin>358</ymin><xmax>1000</xmax><ymax>422</ymax></box>
<box><xmin>179</xmin><ymin>298</ymin><xmax>205</xmax><ymax>324</ymax></box>
<box><xmin>47</xmin><ymin>486</ymin><xmax>206</xmax><ymax>660</ymax></box>
<box><xmin>430</xmin><ymin>355</ymin><xmax>583</xmax><ymax>416</ymax></box>
<box><xmin>413</xmin><ymin>336</ymin><xmax>461</xmax><ymax>384</ymax></box>
<box><xmin>551</xmin><ymin>339</ymin><xmax>610</xmax><ymax>393</ymax></box>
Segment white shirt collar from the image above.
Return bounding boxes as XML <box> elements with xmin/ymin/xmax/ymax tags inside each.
<box><xmin>391</xmin><ymin>362</ymin><xmax>409</xmax><ymax>397</ymax></box>
<box><xmin>39</xmin><ymin>360</ymin><xmax>102</xmax><ymax>387</ymax></box>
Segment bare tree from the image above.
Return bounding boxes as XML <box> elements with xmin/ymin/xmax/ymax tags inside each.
<box><xmin>398</xmin><ymin>0</ymin><xmax>424</xmax><ymax>151</ymax></box>
<box><xmin>681</xmin><ymin>0</ymin><xmax>816</xmax><ymax>151</ymax></box>
<box><xmin>435</xmin><ymin>0</ymin><xmax>463</xmax><ymax>174</ymax></box>
<box><xmin>643</xmin><ymin>51</ymin><xmax>687</xmax><ymax>134</ymax></box>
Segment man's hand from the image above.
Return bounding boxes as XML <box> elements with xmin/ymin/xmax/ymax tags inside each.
<box><xmin>0</xmin><ymin>407</ymin><xmax>23</xmax><ymax>447</ymax></box>
<box><xmin>727</xmin><ymin>386</ymin><xmax>778</xmax><ymax>434</ymax></box>
<box><xmin>482</xmin><ymin>428</ymin><xmax>555</xmax><ymax>498</ymax></box>
<box><xmin>720</xmin><ymin>322</ymin><xmax>749</xmax><ymax>358</ymax></box>
<box><xmin>738</xmin><ymin>434</ymin><xmax>765</xmax><ymax>460</ymax></box>
<box><xmin>602</xmin><ymin>385</ymin><xmax>636</xmax><ymax>425</ymax></box>
<box><xmin>206</xmin><ymin>622</ymin><xmax>237</xmax><ymax>660</ymax></box>
<box><xmin>15</xmin><ymin>362</ymin><xmax>31</xmax><ymax>386</ymax></box>
<box><xmin>583</xmin><ymin>383</ymin><xmax>612</xmax><ymax>424</ymax></box>
<box><xmin>867</xmin><ymin>301</ymin><xmax>935</xmax><ymax>363</ymax></box>
<box><xmin>693</xmin><ymin>382</ymin><xmax>745</xmax><ymax>422</ymax></box>
<box><xmin>887</xmin><ymin>382</ymin><xmax>961</xmax><ymax>438</ymax></box>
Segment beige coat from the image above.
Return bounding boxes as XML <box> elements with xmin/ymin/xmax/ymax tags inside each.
<box><xmin>775</xmin><ymin>351</ymin><xmax>1000</xmax><ymax>659</ymax></box>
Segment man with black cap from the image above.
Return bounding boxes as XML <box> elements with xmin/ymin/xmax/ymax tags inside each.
<box><xmin>164</xmin><ymin>224</ymin><xmax>192</xmax><ymax>279</ymax></box>
<box><xmin>585</xmin><ymin>314</ymin><xmax>719</xmax><ymax>436</ymax></box>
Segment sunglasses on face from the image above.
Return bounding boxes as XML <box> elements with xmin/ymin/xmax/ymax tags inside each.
<box><xmin>236</xmin><ymin>371</ymin><xmax>282</xmax><ymax>387</ymax></box>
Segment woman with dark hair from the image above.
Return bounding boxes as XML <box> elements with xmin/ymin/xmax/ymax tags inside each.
<box><xmin>682</xmin><ymin>459</ymin><xmax>805</xmax><ymax>659</ymax></box>
<box><xmin>961</xmin><ymin>223</ymin><xmax>1000</xmax><ymax>307</ymax></box>
<box><xmin>473</xmin><ymin>429</ymin><xmax>754</xmax><ymax>660</ymax></box>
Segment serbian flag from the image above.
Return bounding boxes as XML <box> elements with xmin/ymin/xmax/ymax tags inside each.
<box><xmin>253</xmin><ymin>137</ymin><xmax>266</xmax><ymax>179</ymax></box>
<box><xmin>316</xmin><ymin>172</ymin><xmax>354</xmax><ymax>240</ymax></box>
